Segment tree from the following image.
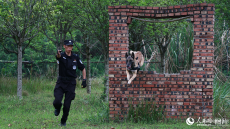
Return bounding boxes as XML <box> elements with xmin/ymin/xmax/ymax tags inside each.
<box><xmin>70</xmin><ymin>22</ymin><xmax>99</xmax><ymax>94</ymax></box>
<box><xmin>0</xmin><ymin>0</ymin><xmax>43</xmax><ymax>99</ymax></box>
<box><xmin>41</xmin><ymin>0</ymin><xmax>82</xmax><ymax>78</ymax></box>
<box><xmin>42</xmin><ymin>0</ymin><xmax>79</xmax><ymax>50</ymax></box>
<box><xmin>74</xmin><ymin>0</ymin><xmax>111</xmax><ymax>101</ymax></box>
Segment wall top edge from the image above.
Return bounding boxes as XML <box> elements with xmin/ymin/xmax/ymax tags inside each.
<box><xmin>108</xmin><ymin>3</ymin><xmax>214</xmax><ymax>9</ymax></box>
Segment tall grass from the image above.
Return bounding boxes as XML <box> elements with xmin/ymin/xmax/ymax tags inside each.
<box><xmin>166</xmin><ymin>22</ymin><xmax>194</xmax><ymax>73</ymax></box>
<box><xmin>0</xmin><ymin>76</ymin><xmax>229</xmax><ymax>128</ymax></box>
<box><xmin>213</xmin><ymin>77</ymin><xmax>230</xmax><ymax>119</ymax></box>
<box><xmin>0</xmin><ymin>76</ymin><xmax>55</xmax><ymax>96</ymax></box>
<box><xmin>0</xmin><ymin>75</ymin><xmax>105</xmax><ymax>96</ymax></box>
<box><xmin>126</xmin><ymin>100</ymin><xmax>165</xmax><ymax>124</ymax></box>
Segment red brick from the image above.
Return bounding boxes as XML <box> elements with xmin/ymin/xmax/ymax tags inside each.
<box><xmin>200</xmin><ymin>3</ymin><xmax>208</xmax><ymax>6</ymax></box>
<box><xmin>121</xmin><ymin>12</ymin><xmax>127</xmax><ymax>15</ymax></box>
<box><xmin>115</xmin><ymin>12</ymin><xmax>120</xmax><ymax>15</ymax></box>
<box><xmin>181</xmin><ymin>12</ymin><xmax>188</xmax><ymax>15</ymax></box>
<box><xmin>108</xmin><ymin>6</ymin><xmax>115</xmax><ymax>9</ymax></box>
<box><xmin>152</xmin><ymin>88</ymin><xmax>158</xmax><ymax>91</ymax></box>
<box><xmin>127</xmin><ymin>13</ymin><xmax>133</xmax><ymax>16</ymax></box>
<box><xmin>152</xmin><ymin>7</ymin><xmax>159</xmax><ymax>9</ymax></box>
<box><xmin>175</xmin><ymin>12</ymin><xmax>181</xmax><ymax>16</ymax></box>
<box><xmin>168</xmin><ymin>6</ymin><xmax>174</xmax><ymax>9</ymax></box>
<box><xmin>208</xmin><ymin>11</ymin><xmax>214</xmax><ymax>14</ymax></box>
<box><xmin>140</xmin><ymin>6</ymin><xmax>146</xmax><ymax>9</ymax></box>
<box><xmin>194</xmin><ymin>3</ymin><xmax>200</xmax><ymax>7</ymax></box>
<box><xmin>164</xmin><ymin>81</ymin><xmax>171</xmax><ymax>84</ymax></box>
<box><xmin>168</xmin><ymin>13</ymin><xmax>174</xmax><ymax>16</ymax></box>
<box><xmin>194</xmin><ymin>11</ymin><xmax>201</xmax><ymax>14</ymax></box>
<box><xmin>181</xmin><ymin>5</ymin><xmax>187</xmax><ymax>8</ymax></box>
<box><xmin>208</xmin><ymin>4</ymin><xmax>215</xmax><ymax>7</ymax></box>
<box><xmin>197</xmin><ymin>75</ymin><xmax>203</xmax><ymax>78</ymax></box>
<box><xmin>162</xmin><ymin>14</ymin><xmax>167</xmax><ymax>17</ymax></box>
<box><xmin>133</xmin><ymin>13</ymin><xmax>138</xmax><ymax>16</ymax></box>
<box><xmin>159</xmin><ymin>74</ymin><xmax>164</xmax><ymax>77</ymax></box>
<box><xmin>151</xmin><ymin>14</ymin><xmax>155</xmax><ymax>17</ymax></box>
<box><xmin>187</xmin><ymin>4</ymin><xmax>194</xmax><ymax>7</ymax></box>
<box><xmin>174</xmin><ymin>5</ymin><xmax>180</xmax><ymax>8</ymax></box>
<box><xmin>114</xmin><ymin>6</ymin><xmax>120</xmax><ymax>9</ymax></box>
<box><xmin>121</xmin><ymin>5</ymin><xmax>127</xmax><ymax>8</ymax></box>
<box><xmin>145</xmin><ymin>10</ymin><xmax>150</xmax><ymax>13</ymax></box>
<box><xmin>156</xmin><ymin>14</ymin><xmax>162</xmax><ymax>17</ymax></box>
<box><xmin>188</xmin><ymin>12</ymin><xmax>193</xmax><ymax>15</ymax></box>
<box><xmin>118</xmin><ymin>9</ymin><xmax>130</xmax><ymax>12</ymax></box>
<box><xmin>177</xmin><ymin>82</ymin><xmax>183</xmax><ymax>84</ymax></box>
<box><xmin>127</xmin><ymin>5</ymin><xmax>133</xmax><ymax>8</ymax></box>
<box><xmin>147</xmin><ymin>7</ymin><xmax>152</xmax><ymax>9</ymax></box>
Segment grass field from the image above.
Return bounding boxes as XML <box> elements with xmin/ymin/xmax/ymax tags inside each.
<box><xmin>0</xmin><ymin>77</ymin><xmax>229</xmax><ymax>129</ymax></box>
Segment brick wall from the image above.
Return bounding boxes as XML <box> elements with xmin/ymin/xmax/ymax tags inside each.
<box><xmin>108</xmin><ymin>3</ymin><xmax>215</xmax><ymax>119</ymax></box>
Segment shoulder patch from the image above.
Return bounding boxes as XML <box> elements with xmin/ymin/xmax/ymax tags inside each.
<box><xmin>79</xmin><ymin>59</ymin><xmax>83</xmax><ymax>64</ymax></box>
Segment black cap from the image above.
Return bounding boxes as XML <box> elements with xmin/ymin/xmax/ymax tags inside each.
<box><xmin>64</xmin><ymin>40</ymin><xmax>74</xmax><ymax>46</ymax></box>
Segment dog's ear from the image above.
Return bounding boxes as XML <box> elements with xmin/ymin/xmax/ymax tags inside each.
<box><xmin>131</xmin><ymin>52</ymin><xmax>135</xmax><ymax>59</ymax></box>
<box><xmin>125</xmin><ymin>52</ymin><xmax>128</xmax><ymax>58</ymax></box>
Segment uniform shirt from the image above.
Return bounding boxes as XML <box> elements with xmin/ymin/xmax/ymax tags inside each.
<box><xmin>56</xmin><ymin>52</ymin><xmax>85</xmax><ymax>78</ymax></box>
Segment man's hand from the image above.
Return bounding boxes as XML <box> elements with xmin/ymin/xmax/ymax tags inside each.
<box><xmin>57</xmin><ymin>50</ymin><xmax>62</xmax><ymax>58</ymax></box>
<box><xmin>81</xmin><ymin>79</ymin><xmax>87</xmax><ymax>88</ymax></box>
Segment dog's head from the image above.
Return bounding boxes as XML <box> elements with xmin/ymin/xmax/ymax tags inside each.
<box><xmin>125</xmin><ymin>52</ymin><xmax>135</xmax><ymax>70</ymax></box>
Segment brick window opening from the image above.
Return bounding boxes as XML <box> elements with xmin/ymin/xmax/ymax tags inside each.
<box><xmin>128</xmin><ymin>18</ymin><xmax>194</xmax><ymax>73</ymax></box>
<box><xmin>109</xmin><ymin>3</ymin><xmax>215</xmax><ymax>120</ymax></box>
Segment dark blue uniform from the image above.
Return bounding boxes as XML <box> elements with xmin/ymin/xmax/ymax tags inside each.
<box><xmin>53</xmin><ymin>52</ymin><xmax>85</xmax><ymax>124</ymax></box>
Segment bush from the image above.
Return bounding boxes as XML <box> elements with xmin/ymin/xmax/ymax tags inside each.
<box><xmin>126</xmin><ymin>99</ymin><xmax>165</xmax><ymax>123</ymax></box>
<box><xmin>213</xmin><ymin>77</ymin><xmax>230</xmax><ymax>119</ymax></box>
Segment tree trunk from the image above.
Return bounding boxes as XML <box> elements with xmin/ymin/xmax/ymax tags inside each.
<box><xmin>86</xmin><ymin>46</ymin><xmax>91</xmax><ymax>94</ymax></box>
<box><xmin>56</xmin><ymin>43</ymin><xmax>61</xmax><ymax>78</ymax></box>
<box><xmin>104</xmin><ymin>54</ymin><xmax>109</xmax><ymax>102</ymax></box>
<box><xmin>17</xmin><ymin>44</ymin><xmax>22</xmax><ymax>99</ymax></box>
<box><xmin>160</xmin><ymin>53</ymin><xmax>165</xmax><ymax>73</ymax></box>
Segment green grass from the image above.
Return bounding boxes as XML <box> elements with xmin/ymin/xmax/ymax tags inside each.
<box><xmin>213</xmin><ymin>78</ymin><xmax>230</xmax><ymax>118</ymax></box>
<box><xmin>0</xmin><ymin>77</ymin><xmax>229</xmax><ymax>129</ymax></box>
<box><xmin>0</xmin><ymin>76</ymin><xmax>55</xmax><ymax>95</ymax></box>
<box><xmin>0</xmin><ymin>91</ymin><xmax>214</xmax><ymax>129</ymax></box>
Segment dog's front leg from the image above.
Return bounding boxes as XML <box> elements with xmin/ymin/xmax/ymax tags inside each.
<box><xmin>126</xmin><ymin>70</ymin><xmax>130</xmax><ymax>81</ymax></box>
<box><xmin>128</xmin><ymin>71</ymin><xmax>137</xmax><ymax>84</ymax></box>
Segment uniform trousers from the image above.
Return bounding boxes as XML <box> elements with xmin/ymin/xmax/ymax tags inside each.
<box><xmin>53</xmin><ymin>78</ymin><xmax>76</xmax><ymax>123</ymax></box>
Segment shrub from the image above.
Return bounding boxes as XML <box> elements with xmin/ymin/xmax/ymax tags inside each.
<box><xmin>126</xmin><ymin>99</ymin><xmax>165</xmax><ymax>123</ymax></box>
<box><xmin>213</xmin><ymin>77</ymin><xmax>230</xmax><ymax>119</ymax></box>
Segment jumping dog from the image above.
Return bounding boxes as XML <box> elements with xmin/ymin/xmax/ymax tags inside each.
<box><xmin>125</xmin><ymin>51</ymin><xmax>144</xmax><ymax>84</ymax></box>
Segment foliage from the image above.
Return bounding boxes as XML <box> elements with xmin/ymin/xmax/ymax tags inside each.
<box><xmin>209</xmin><ymin>0</ymin><xmax>230</xmax><ymax>25</ymax></box>
<box><xmin>0</xmin><ymin>0</ymin><xmax>43</xmax><ymax>51</ymax></box>
<box><xmin>41</xmin><ymin>0</ymin><xmax>81</xmax><ymax>50</ymax></box>
<box><xmin>166</xmin><ymin>22</ymin><xmax>194</xmax><ymax>73</ymax></box>
<box><xmin>0</xmin><ymin>0</ymin><xmax>228</xmax><ymax>76</ymax></box>
<box><xmin>126</xmin><ymin>99</ymin><xmax>165</xmax><ymax>123</ymax></box>
<box><xmin>213</xmin><ymin>77</ymin><xmax>230</xmax><ymax>118</ymax></box>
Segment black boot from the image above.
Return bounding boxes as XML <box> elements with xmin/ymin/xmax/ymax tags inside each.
<box><xmin>60</xmin><ymin>122</ymin><xmax>66</xmax><ymax>126</ymax></box>
<box><xmin>54</xmin><ymin>103</ymin><xmax>62</xmax><ymax>116</ymax></box>
<box><xmin>54</xmin><ymin>108</ymin><xmax>61</xmax><ymax>116</ymax></box>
